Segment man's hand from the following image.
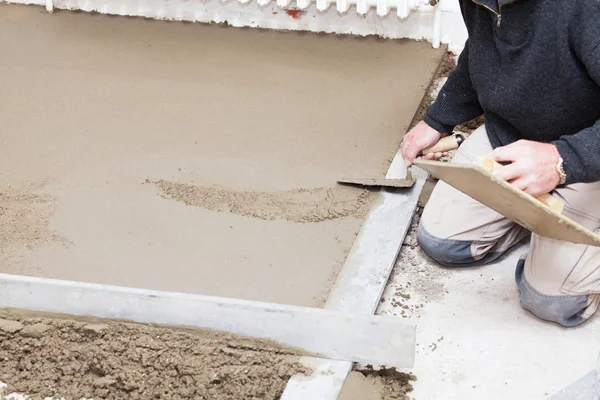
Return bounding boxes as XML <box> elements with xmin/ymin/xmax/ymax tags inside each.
<box><xmin>401</xmin><ymin>121</ymin><xmax>446</xmax><ymax>165</ymax></box>
<box><xmin>490</xmin><ymin>140</ymin><xmax>561</xmax><ymax>197</ymax></box>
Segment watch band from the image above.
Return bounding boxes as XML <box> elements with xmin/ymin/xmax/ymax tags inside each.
<box><xmin>556</xmin><ymin>156</ymin><xmax>567</xmax><ymax>185</ymax></box>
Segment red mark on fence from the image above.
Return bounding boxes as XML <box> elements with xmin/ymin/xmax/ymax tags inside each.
<box><xmin>285</xmin><ymin>9</ymin><xmax>305</xmax><ymax>19</ymax></box>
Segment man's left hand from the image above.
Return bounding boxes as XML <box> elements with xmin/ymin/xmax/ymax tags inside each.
<box><xmin>490</xmin><ymin>139</ymin><xmax>561</xmax><ymax>197</ymax></box>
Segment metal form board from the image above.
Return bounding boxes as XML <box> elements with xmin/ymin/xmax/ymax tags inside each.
<box><xmin>0</xmin><ymin>273</ymin><xmax>416</xmax><ymax>369</ymax></box>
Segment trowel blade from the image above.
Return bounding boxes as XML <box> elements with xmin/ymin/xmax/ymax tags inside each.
<box><xmin>337</xmin><ymin>177</ymin><xmax>415</xmax><ymax>188</ymax></box>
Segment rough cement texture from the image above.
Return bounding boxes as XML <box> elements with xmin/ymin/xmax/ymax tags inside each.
<box><xmin>337</xmin><ymin>366</ymin><xmax>416</xmax><ymax>400</ymax></box>
<box><xmin>0</xmin><ymin>4</ymin><xmax>442</xmax><ymax>307</ymax></box>
<box><xmin>0</xmin><ymin>186</ymin><xmax>66</xmax><ymax>251</ymax></box>
<box><xmin>154</xmin><ymin>180</ymin><xmax>374</xmax><ymax>223</ymax></box>
<box><xmin>0</xmin><ymin>313</ymin><xmax>309</xmax><ymax>400</ymax></box>
<box><xmin>378</xmin><ymin>210</ymin><xmax>448</xmax><ymax>322</ymax></box>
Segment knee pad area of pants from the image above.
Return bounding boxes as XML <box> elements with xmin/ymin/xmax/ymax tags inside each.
<box><xmin>416</xmin><ymin>223</ymin><xmax>478</xmax><ymax>267</ymax></box>
<box><xmin>515</xmin><ymin>260</ymin><xmax>589</xmax><ymax>327</ymax></box>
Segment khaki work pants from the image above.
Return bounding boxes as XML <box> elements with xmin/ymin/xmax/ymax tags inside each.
<box><xmin>417</xmin><ymin>125</ymin><xmax>600</xmax><ymax>327</ymax></box>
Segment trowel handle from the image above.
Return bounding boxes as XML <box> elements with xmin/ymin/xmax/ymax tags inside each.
<box><xmin>477</xmin><ymin>157</ymin><xmax>565</xmax><ymax>214</ymax></box>
<box><xmin>420</xmin><ymin>134</ymin><xmax>465</xmax><ymax>156</ymax></box>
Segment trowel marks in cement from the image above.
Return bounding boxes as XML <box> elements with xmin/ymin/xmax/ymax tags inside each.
<box><xmin>154</xmin><ymin>180</ymin><xmax>374</xmax><ymax>223</ymax></box>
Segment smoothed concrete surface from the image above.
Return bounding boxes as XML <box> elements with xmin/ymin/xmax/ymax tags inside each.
<box><xmin>0</xmin><ymin>4</ymin><xmax>443</xmax><ymax>306</ymax></box>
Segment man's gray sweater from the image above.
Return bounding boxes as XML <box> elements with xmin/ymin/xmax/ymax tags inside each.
<box><xmin>424</xmin><ymin>0</ymin><xmax>600</xmax><ymax>185</ymax></box>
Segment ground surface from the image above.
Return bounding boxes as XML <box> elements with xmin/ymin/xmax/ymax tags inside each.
<box><xmin>0</xmin><ymin>311</ymin><xmax>309</xmax><ymax>399</ymax></box>
<box><xmin>0</xmin><ymin>4</ymin><xmax>443</xmax><ymax>307</ymax></box>
<box><xmin>379</xmin><ymin>218</ymin><xmax>600</xmax><ymax>399</ymax></box>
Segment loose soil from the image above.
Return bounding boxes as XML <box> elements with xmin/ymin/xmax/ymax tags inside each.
<box><xmin>0</xmin><ymin>4</ymin><xmax>443</xmax><ymax>307</ymax></box>
<box><xmin>0</xmin><ymin>312</ymin><xmax>310</xmax><ymax>400</ymax></box>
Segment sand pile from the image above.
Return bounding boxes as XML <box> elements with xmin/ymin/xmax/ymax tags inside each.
<box><xmin>0</xmin><ymin>314</ymin><xmax>310</xmax><ymax>400</ymax></box>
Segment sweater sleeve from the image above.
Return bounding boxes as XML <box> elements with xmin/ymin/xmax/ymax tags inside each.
<box><xmin>423</xmin><ymin>38</ymin><xmax>484</xmax><ymax>134</ymax></box>
<box><xmin>552</xmin><ymin>5</ymin><xmax>600</xmax><ymax>185</ymax></box>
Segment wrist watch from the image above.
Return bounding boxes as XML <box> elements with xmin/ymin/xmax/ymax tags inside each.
<box><xmin>556</xmin><ymin>156</ymin><xmax>567</xmax><ymax>185</ymax></box>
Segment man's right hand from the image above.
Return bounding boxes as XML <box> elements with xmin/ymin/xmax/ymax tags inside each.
<box><xmin>401</xmin><ymin>121</ymin><xmax>446</xmax><ymax>165</ymax></box>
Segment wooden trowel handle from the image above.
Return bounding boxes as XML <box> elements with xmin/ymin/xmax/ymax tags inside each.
<box><xmin>477</xmin><ymin>157</ymin><xmax>565</xmax><ymax>214</ymax></box>
<box><xmin>421</xmin><ymin>134</ymin><xmax>465</xmax><ymax>155</ymax></box>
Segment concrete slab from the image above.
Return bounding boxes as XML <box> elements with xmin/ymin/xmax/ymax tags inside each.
<box><xmin>378</xmin><ymin>226</ymin><xmax>600</xmax><ymax>400</ymax></box>
<box><xmin>0</xmin><ymin>4</ymin><xmax>443</xmax><ymax>306</ymax></box>
<box><xmin>549</xmin><ymin>365</ymin><xmax>600</xmax><ymax>400</ymax></box>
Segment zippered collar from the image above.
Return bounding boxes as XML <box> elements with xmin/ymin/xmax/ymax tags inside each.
<box><xmin>471</xmin><ymin>0</ymin><xmax>521</xmax><ymax>26</ymax></box>
<box><xmin>472</xmin><ymin>0</ymin><xmax>499</xmax><ymax>14</ymax></box>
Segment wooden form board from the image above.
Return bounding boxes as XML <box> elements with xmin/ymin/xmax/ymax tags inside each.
<box><xmin>0</xmin><ymin>273</ymin><xmax>416</xmax><ymax>369</ymax></box>
<box><xmin>414</xmin><ymin>159</ymin><xmax>600</xmax><ymax>246</ymax></box>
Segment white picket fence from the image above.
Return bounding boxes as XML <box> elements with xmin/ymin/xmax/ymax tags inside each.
<box><xmin>2</xmin><ymin>0</ymin><xmax>467</xmax><ymax>51</ymax></box>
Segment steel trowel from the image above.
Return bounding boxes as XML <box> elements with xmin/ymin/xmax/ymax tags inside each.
<box><xmin>338</xmin><ymin>134</ymin><xmax>464</xmax><ymax>188</ymax></box>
